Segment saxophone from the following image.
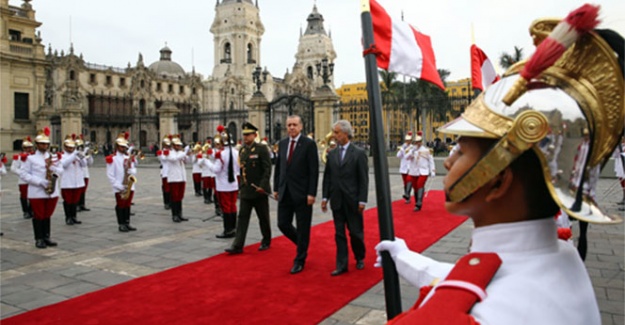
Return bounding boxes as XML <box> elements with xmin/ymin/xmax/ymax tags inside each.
<box><xmin>45</xmin><ymin>153</ymin><xmax>59</xmax><ymax>195</ymax></box>
<box><xmin>120</xmin><ymin>154</ymin><xmax>137</xmax><ymax>200</ymax></box>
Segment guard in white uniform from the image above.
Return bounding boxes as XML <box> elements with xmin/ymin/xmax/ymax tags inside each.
<box><xmin>198</xmin><ymin>140</ymin><xmax>215</xmax><ymax>205</ymax></box>
<box><xmin>19</xmin><ymin>127</ymin><xmax>63</xmax><ymax>249</ymax></box>
<box><xmin>10</xmin><ymin>136</ymin><xmax>34</xmax><ymax>219</ymax></box>
<box><xmin>158</xmin><ymin>137</ymin><xmax>172</xmax><ymax>210</ymax></box>
<box><xmin>75</xmin><ymin>136</ymin><xmax>93</xmax><ymax>212</ymax></box>
<box><xmin>406</xmin><ymin>132</ymin><xmax>435</xmax><ymax>211</ymax></box>
<box><xmin>376</xmin><ymin>13</ymin><xmax>622</xmax><ymax>324</ymax></box>
<box><xmin>59</xmin><ymin>135</ymin><xmax>86</xmax><ymax>225</ymax></box>
<box><xmin>163</xmin><ymin>135</ymin><xmax>189</xmax><ymax>222</ymax></box>
<box><xmin>613</xmin><ymin>137</ymin><xmax>624</xmax><ymax>210</ymax></box>
<box><xmin>396</xmin><ymin>132</ymin><xmax>413</xmax><ymax>203</ymax></box>
<box><xmin>106</xmin><ymin>132</ymin><xmax>137</xmax><ymax>232</ymax></box>
<box><xmin>190</xmin><ymin>142</ymin><xmax>203</xmax><ymax>197</ymax></box>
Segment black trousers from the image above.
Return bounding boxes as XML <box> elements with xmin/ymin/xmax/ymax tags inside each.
<box><xmin>331</xmin><ymin>200</ymin><xmax>365</xmax><ymax>270</ymax></box>
<box><xmin>277</xmin><ymin>191</ymin><xmax>312</xmax><ymax>266</ymax></box>
<box><xmin>232</xmin><ymin>196</ymin><xmax>271</xmax><ymax>249</ymax></box>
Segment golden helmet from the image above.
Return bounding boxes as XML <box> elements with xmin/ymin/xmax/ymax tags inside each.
<box><xmin>34</xmin><ymin>127</ymin><xmax>51</xmax><ymax>144</ymax></box>
<box><xmin>63</xmin><ymin>134</ymin><xmax>76</xmax><ymax>148</ymax></box>
<box><xmin>438</xmin><ymin>14</ymin><xmax>623</xmax><ymax>224</ymax></box>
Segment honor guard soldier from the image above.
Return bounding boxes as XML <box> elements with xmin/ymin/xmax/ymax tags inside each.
<box><xmin>209</xmin><ymin>134</ymin><xmax>224</xmax><ymax>216</ymax></box>
<box><xmin>106</xmin><ymin>132</ymin><xmax>137</xmax><ymax>232</ymax></box>
<box><xmin>59</xmin><ymin>134</ymin><xmax>86</xmax><ymax>225</ymax></box>
<box><xmin>11</xmin><ymin>136</ymin><xmax>34</xmax><ymax>219</ymax></box>
<box><xmin>157</xmin><ymin>136</ymin><xmax>172</xmax><ymax>210</ymax></box>
<box><xmin>75</xmin><ymin>135</ymin><xmax>93</xmax><ymax>212</ymax></box>
<box><xmin>225</xmin><ymin>122</ymin><xmax>272</xmax><ymax>254</ymax></box>
<box><xmin>200</xmin><ymin>139</ymin><xmax>215</xmax><ymax>204</ymax></box>
<box><xmin>19</xmin><ymin>127</ymin><xmax>63</xmax><ymax>248</ymax></box>
<box><xmin>163</xmin><ymin>135</ymin><xmax>189</xmax><ymax>222</ymax></box>
<box><xmin>206</xmin><ymin>125</ymin><xmax>240</xmax><ymax>238</ymax></box>
<box><xmin>406</xmin><ymin>131</ymin><xmax>435</xmax><ymax>211</ymax></box>
<box><xmin>397</xmin><ymin>131</ymin><xmax>413</xmax><ymax>203</ymax></box>
<box><xmin>191</xmin><ymin>142</ymin><xmax>203</xmax><ymax>197</ymax></box>
<box><xmin>377</xmin><ymin>7</ymin><xmax>623</xmax><ymax>324</ymax></box>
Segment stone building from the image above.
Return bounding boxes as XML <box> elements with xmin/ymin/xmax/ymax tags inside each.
<box><xmin>0</xmin><ymin>0</ymin><xmax>339</xmax><ymax>152</ymax></box>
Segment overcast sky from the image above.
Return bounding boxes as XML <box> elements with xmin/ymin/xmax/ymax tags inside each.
<box><xmin>23</xmin><ymin>0</ymin><xmax>625</xmax><ymax>86</ymax></box>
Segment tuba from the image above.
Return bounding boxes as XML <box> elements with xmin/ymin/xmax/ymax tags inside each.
<box><xmin>120</xmin><ymin>154</ymin><xmax>137</xmax><ymax>200</ymax></box>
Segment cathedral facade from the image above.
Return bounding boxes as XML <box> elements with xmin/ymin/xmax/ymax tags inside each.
<box><xmin>0</xmin><ymin>0</ymin><xmax>338</xmax><ymax>151</ymax></box>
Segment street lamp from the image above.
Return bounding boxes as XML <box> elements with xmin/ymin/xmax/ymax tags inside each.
<box><xmin>315</xmin><ymin>57</ymin><xmax>334</xmax><ymax>86</ymax></box>
<box><xmin>252</xmin><ymin>65</ymin><xmax>268</xmax><ymax>93</ymax></box>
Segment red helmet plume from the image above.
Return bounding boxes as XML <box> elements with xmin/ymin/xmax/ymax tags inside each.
<box><xmin>124</xmin><ymin>132</ymin><xmax>130</xmax><ymax>140</ymax></box>
<box><xmin>71</xmin><ymin>133</ymin><xmax>76</xmax><ymax>140</ymax></box>
<box><xmin>43</xmin><ymin>126</ymin><xmax>51</xmax><ymax>137</ymax></box>
<box><xmin>217</xmin><ymin>125</ymin><xmax>225</xmax><ymax>133</ymax></box>
<box><xmin>417</xmin><ymin>131</ymin><xmax>423</xmax><ymax>136</ymax></box>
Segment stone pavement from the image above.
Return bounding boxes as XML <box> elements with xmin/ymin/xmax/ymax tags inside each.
<box><xmin>1</xmin><ymin>163</ymin><xmax>623</xmax><ymax>324</ymax></box>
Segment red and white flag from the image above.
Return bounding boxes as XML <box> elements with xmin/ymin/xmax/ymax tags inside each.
<box><xmin>470</xmin><ymin>44</ymin><xmax>499</xmax><ymax>91</ymax></box>
<box><xmin>369</xmin><ymin>0</ymin><xmax>444</xmax><ymax>90</ymax></box>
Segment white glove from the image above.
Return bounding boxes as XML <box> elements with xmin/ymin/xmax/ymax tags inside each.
<box><xmin>374</xmin><ymin>237</ymin><xmax>409</xmax><ymax>267</ymax></box>
<box><xmin>430</xmin><ymin>171</ymin><xmax>436</xmax><ymax>177</ymax></box>
<box><xmin>114</xmin><ymin>183</ymin><xmax>125</xmax><ymax>192</ymax></box>
<box><xmin>39</xmin><ymin>179</ymin><xmax>49</xmax><ymax>189</ymax></box>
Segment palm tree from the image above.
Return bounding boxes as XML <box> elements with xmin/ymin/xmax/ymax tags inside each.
<box><xmin>499</xmin><ymin>46</ymin><xmax>524</xmax><ymax>70</ymax></box>
<box><xmin>378</xmin><ymin>70</ymin><xmax>400</xmax><ymax>147</ymax></box>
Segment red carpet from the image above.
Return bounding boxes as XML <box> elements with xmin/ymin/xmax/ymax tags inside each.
<box><xmin>3</xmin><ymin>190</ymin><xmax>467</xmax><ymax>325</ymax></box>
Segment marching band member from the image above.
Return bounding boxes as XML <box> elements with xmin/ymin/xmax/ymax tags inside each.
<box><xmin>105</xmin><ymin>132</ymin><xmax>137</xmax><ymax>232</ymax></box>
<box><xmin>11</xmin><ymin>136</ymin><xmax>34</xmax><ymax>219</ymax></box>
<box><xmin>406</xmin><ymin>131</ymin><xmax>435</xmax><ymax>211</ymax></box>
<box><xmin>191</xmin><ymin>142</ymin><xmax>203</xmax><ymax>197</ymax></box>
<box><xmin>163</xmin><ymin>135</ymin><xmax>189</xmax><ymax>223</ymax></box>
<box><xmin>397</xmin><ymin>132</ymin><xmax>413</xmax><ymax>203</ymax></box>
<box><xmin>75</xmin><ymin>135</ymin><xmax>93</xmax><ymax>212</ymax></box>
<box><xmin>210</xmin><ymin>134</ymin><xmax>223</xmax><ymax>216</ymax></box>
<box><xmin>157</xmin><ymin>136</ymin><xmax>172</xmax><ymax>210</ymax></box>
<box><xmin>205</xmin><ymin>126</ymin><xmax>240</xmax><ymax>238</ymax></box>
<box><xmin>0</xmin><ymin>154</ymin><xmax>6</xmax><ymax>176</ymax></box>
<box><xmin>19</xmin><ymin>127</ymin><xmax>63</xmax><ymax>248</ymax></box>
<box><xmin>59</xmin><ymin>134</ymin><xmax>86</xmax><ymax>225</ymax></box>
<box><xmin>199</xmin><ymin>139</ymin><xmax>215</xmax><ymax>205</ymax></box>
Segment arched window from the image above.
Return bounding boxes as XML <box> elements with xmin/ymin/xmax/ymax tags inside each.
<box><xmin>69</xmin><ymin>70</ymin><xmax>75</xmax><ymax>80</ymax></box>
<box><xmin>307</xmin><ymin>66</ymin><xmax>314</xmax><ymax>79</ymax></box>
<box><xmin>247</xmin><ymin>43</ymin><xmax>254</xmax><ymax>63</ymax></box>
<box><xmin>223</xmin><ymin>42</ymin><xmax>231</xmax><ymax>63</ymax></box>
<box><xmin>139</xmin><ymin>99</ymin><xmax>146</xmax><ymax>115</ymax></box>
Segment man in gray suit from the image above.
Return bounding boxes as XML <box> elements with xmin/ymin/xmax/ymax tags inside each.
<box><xmin>321</xmin><ymin>120</ymin><xmax>369</xmax><ymax>276</ymax></box>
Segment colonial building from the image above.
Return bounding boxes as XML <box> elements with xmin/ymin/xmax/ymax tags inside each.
<box><xmin>0</xmin><ymin>0</ymin><xmax>339</xmax><ymax>152</ymax></box>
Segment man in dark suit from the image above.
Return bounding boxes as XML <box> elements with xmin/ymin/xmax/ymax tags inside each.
<box><xmin>225</xmin><ymin>122</ymin><xmax>272</xmax><ymax>254</ymax></box>
<box><xmin>321</xmin><ymin>120</ymin><xmax>368</xmax><ymax>276</ymax></box>
<box><xmin>273</xmin><ymin>115</ymin><xmax>319</xmax><ymax>274</ymax></box>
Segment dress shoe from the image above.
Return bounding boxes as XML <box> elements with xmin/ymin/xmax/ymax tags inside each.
<box><xmin>164</xmin><ymin>204</ymin><xmax>171</xmax><ymax>210</ymax></box>
<box><xmin>402</xmin><ymin>194</ymin><xmax>409</xmax><ymax>201</ymax></box>
<box><xmin>78</xmin><ymin>206</ymin><xmax>91</xmax><ymax>211</ymax></box>
<box><xmin>179</xmin><ymin>216</ymin><xmax>189</xmax><ymax>222</ymax></box>
<box><xmin>331</xmin><ymin>268</ymin><xmax>348</xmax><ymax>276</ymax></box>
<box><xmin>43</xmin><ymin>238</ymin><xmax>58</xmax><ymax>247</ymax></box>
<box><xmin>258</xmin><ymin>243</ymin><xmax>270</xmax><ymax>251</ymax></box>
<box><xmin>65</xmin><ymin>217</ymin><xmax>74</xmax><ymax>225</ymax></box>
<box><xmin>216</xmin><ymin>231</ymin><xmax>235</xmax><ymax>239</ymax></box>
<box><xmin>72</xmin><ymin>217</ymin><xmax>82</xmax><ymax>224</ymax></box>
<box><xmin>35</xmin><ymin>239</ymin><xmax>47</xmax><ymax>249</ymax></box>
<box><xmin>172</xmin><ymin>216</ymin><xmax>182</xmax><ymax>223</ymax></box>
<box><xmin>290</xmin><ymin>264</ymin><xmax>304</xmax><ymax>274</ymax></box>
<box><xmin>126</xmin><ymin>224</ymin><xmax>137</xmax><ymax>231</ymax></box>
<box><xmin>225</xmin><ymin>247</ymin><xmax>243</xmax><ymax>254</ymax></box>
<box><xmin>356</xmin><ymin>260</ymin><xmax>365</xmax><ymax>270</ymax></box>
<box><xmin>405</xmin><ymin>199</ymin><xmax>411</xmax><ymax>204</ymax></box>
<box><xmin>413</xmin><ymin>206</ymin><xmax>421</xmax><ymax>212</ymax></box>
<box><xmin>195</xmin><ymin>192</ymin><xmax>202</xmax><ymax>197</ymax></box>
<box><xmin>23</xmin><ymin>212</ymin><xmax>32</xmax><ymax>219</ymax></box>
<box><xmin>118</xmin><ymin>225</ymin><xmax>130</xmax><ymax>232</ymax></box>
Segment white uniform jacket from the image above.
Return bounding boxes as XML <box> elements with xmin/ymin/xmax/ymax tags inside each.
<box><xmin>158</xmin><ymin>151</ymin><xmax>169</xmax><ymax>178</ymax></box>
<box><xmin>106</xmin><ymin>152</ymin><xmax>137</xmax><ymax>194</ymax></box>
<box><xmin>60</xmin><ymin>151</ymin><xmax>86</xmax><ymax>189</ymax></box>
<box><xmin>82</xmin><ymin>154</ymin><xmax>94</xmax><ymax>179</ymax></box>
<box><xmin>393</xmin><ymin>218</ymin><xmax>601</xmax><ymax>325</ymax></box>
<box><xmin>613</xmin><ymin>144</ymin><xmax>624</xmax><ymax>179</ymax></box>
<box><xmin>407</xmin><ymin>145</ymin><xmax>435</xmax><ymax>177</ymax></box>
<box><xmin>205</xmin><ymin>147</ymin><xmax>239</xmax><ymax>192</ymax></box>
<box><xmin>199</xmin><ymin>152</ymin><xmax>216</xmax><ymax>178</ymax></box>
<box><xmin>163</xmin><ymin>149</ymin><xmax>188</xmax><ymax>183</ymax></box>
<box><xmin>396</xmin><ymin>144</ymin><xmax>412</xmax><ymax>174</ymax></box>
<box><xmin>10</xmin><ymin>154</ymin><xmax>29</xmax><ymax>185</ymax></box>
<box><xmin>19</xmin><ymin>150</ymin><xmax>64</xmax><ymax>199</ymax></box>
<box><xmin>191</xmin><ymin>154</ymin><xmax>202</xmax><ymax>174</ymax></box>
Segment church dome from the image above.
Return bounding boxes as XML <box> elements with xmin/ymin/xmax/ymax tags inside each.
<box><xmin>148</xmin><ymin>46</ymin><xmax>186</xmax><ymax>78</ymax></box>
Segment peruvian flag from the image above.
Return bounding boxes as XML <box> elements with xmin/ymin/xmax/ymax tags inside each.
<box><xmin>470</xmin><ymin>44</ymin><xmax>499</xmax><ymax>91</ymax></box>
<box><xmin>369</xmin><ymin>0</ymin><xmax>444</xmax><ymax>90</ymax></box>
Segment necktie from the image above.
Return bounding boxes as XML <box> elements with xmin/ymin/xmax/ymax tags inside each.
<box><xmin>287</xmin><ymin>140</ymin><xmax>296</xmax><ymax>164</ymax></box>
<box><xmin>340</xmin><ymin>146</ymin><xmax>345</xmax><ymax>162</ymax></box>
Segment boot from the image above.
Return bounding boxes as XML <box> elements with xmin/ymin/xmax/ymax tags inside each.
<box><xmin>617</xmin><ymin>190</ymin><xmax>625</xmax><ymax>205</ymax></box>
<box><xmin>32</xmin><ymin>219</ymin><xmax>46</xmax><ymax>248</ymax></box>
<box><xmin>214</xmin><ymin>194</ymin><xmax>222</xmax><ymax>216</ymax></box>
<box><xmin>403</xmin><ymin>182</ymin><xmax>413</xmax><ymax>203</ymax></box>
<box><xmin>163</xmin><ymin>192</ymin><xmax>171</xmax><ymax>210</ymax></box>
<box><xmin>43</xmin><ymin>219</ymin><xmax>57</xmax><ymax>246</ymax></box>
<box><xmin>125</xmin><ymin>207</ymin><xmax>137</xmax><ymax>231</ymax></box>
<box><xmin>207</xmin><ymin>189</ymin><xmax>214</xmax><ymax>203</ymax></box>
<box><xmin>194</xmin><ymin>181</ymin><xmax>202</xmax><ymax>196</ymax></box>
<box><xmin>414</xmin><ymin>188</ymin><xmax>425</xmax><ymax>212</ymax></box>
<box><xmin>20</xmin><ymin>198</ymin><xmax>32</xmax><ymax>219</ymax></box>
<box><xmin>78</xmin><ymin>192</ymin><xmax>90</xmax><ymax>211</ymax></box>
<box><xmin>178</xmin><ymin>202</ymin><xmax>189</xmax><ymax>221</ymax></box>
<box><xmin>172</xmin><ymin>201</ymin><xmax>182</xmax><ymax>223</ymax></box>
<box><xmin>216</xmin><ymin>213</ymin><xmax>236</xmax><ymax>238</ymax></box>
<box><xmin>203</xmin><ymin>188</ymin><xmax>210</xmax><ymax>204</ymax></box>
<box><xmin>71</xmin><ymin>204</ymin><xmax>82</xmax><ymax>224</ymax></box>
<box><xmin>64</xmin><ymin>202</ymin><xmax>74</xmax><ymax>225</ymax></box>
<box><xmin>116</xmin><ymin>207</ymin><xmax>129</xmax><ymax>232</ymax></box>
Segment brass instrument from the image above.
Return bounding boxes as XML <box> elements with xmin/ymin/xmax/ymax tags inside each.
<box><xmin>44</xmin><ymin>152</ymin><xmax>59</xmax><ymax>195</ymax></box>
<box><xmin>120</xmin><ymin>154</ymin><xmax>137</xmax><ymax>200</ymax></box>
<box><xmin>404</xmin><ymin>144</ymin><xmax>414</xmax><ymax>155</ymax></box>
<box><xmin>321</xmin><ymin>139</ymin><xmax>337</xmax><ymax>164</ymax></box>
<box><xmin>84</xmin><ymin>142</ymin><xmax>98</xmax><ymax>157</ymax></box>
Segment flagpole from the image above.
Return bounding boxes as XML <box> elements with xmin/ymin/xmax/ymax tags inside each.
<box><xmin>360</xmin><ymin>0</ymin><xmax>402</xmax><ymax>319</ymax></box>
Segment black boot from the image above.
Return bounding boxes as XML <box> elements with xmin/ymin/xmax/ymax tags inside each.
<box><xmin>116</xmin><ymin>207</ymin><xmax>129</xmax><ymax>232</ymax></box>
<box><xmin>163</xmin><ymin>192</ymin><xmax>171</xmax><ymax>210</ymax></box>
<box><xmin>414</xmin><ymin>188</ymin><xmax>425</xmax><ymax>212</ymax></box>
<box><xmin>43</xmin><ymin>219</ymin><xmax>57</xmax><ymax>246</ymax></box>
<box><xmin>403</xmin><ymin>182</ymin><xmax>413</xmax><ymax>203</ymax></box>
<box><xmin>78</xmin><ymin>192</ymin><xmax>90</xmax><ymax>211</ymax></box>
<box><xmin>216</xmin><ymin>213</ymin><xmax>235</xmax><ymax>238</ymax></box>
<box><xmin>203</xmin><ymin>188</ymin><xmax>210</xmax><ymax>204</ymax></box>
<box><xmin>125</xmin><ymin>207</ymin><xmax>137</xmax><ymax>231</ymax></box>
<box><xmin>178</xmin><ymin>202</ymin><xmax>188</xmax><ymax>221</ymax></box>
<box><xmin>71</xmin><ymin>203</ymin><xmax>82</xmax><ymax>224</ymax></box>
<box><xmin>172</xmin><ymin>201</ymin><xmax>181</xmax><ymax>223</ymax></box>
<box><xmin>214</xmin><ymin>194</ymin><xmax>222</xmax><ymax>216</ymax></box>
<box><xmin>32</xmin><ymin>219</ymin><xmax>46</xmax><ymax>248</ymax></box>
<box><xmin>20</xmin><ymin>198</ymin><xmax>32</xmax><ymax>219</ymax></box>
<box><xmin>64</xmin><ymin>202</ymin><xmax>74</xmax><ymax>225</ymax></box>
<box><xmin>207</xmin><ymin>189</ymin><xmax>214</xmax><ymax>203</ymax></box>
<box><xmin>194</xmin><ymin>181</ymin><xmax>202</xmax><ymax>196</ymax></box>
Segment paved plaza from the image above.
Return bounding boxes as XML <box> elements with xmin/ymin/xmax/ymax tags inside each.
<box><xmin>1</xmin><ymin>160</ymin><xmax>623</xmax><ymax>324</ymax></box>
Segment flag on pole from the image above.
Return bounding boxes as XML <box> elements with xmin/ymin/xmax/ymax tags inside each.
<box><xmin>369</xmin><ymin>0</ymin><xmax>444</xmax><ymax>90</ymax></box>
<box><xmin>470</xmin><ymin>44</ymin><xmax>499</xmax><ymax>91</ymax></box>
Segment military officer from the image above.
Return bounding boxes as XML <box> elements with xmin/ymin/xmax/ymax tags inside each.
<box><xmin>225</xmin><ymin>123</ymin><xmax>272</xmax><ymax>254</ymax></box>
<box><xmin>407</xmin><ymin>131</ymin><xmax>435</xmax><ymax>211</ymax></box>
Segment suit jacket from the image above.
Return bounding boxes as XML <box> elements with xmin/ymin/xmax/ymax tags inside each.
<box><xmin>273</xmin><ymin>134</ymin><xmax>319</xmax><ymax>204</ymax></box>
<box><xmin>322</xmin><ymin>142</ymin><xmax>368</xmax><ymax>211</ymax></box>
<box><xmin>239</xmin><ymin>142</ymin><xmax>272</xmax><ymax>200</ymax></box>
